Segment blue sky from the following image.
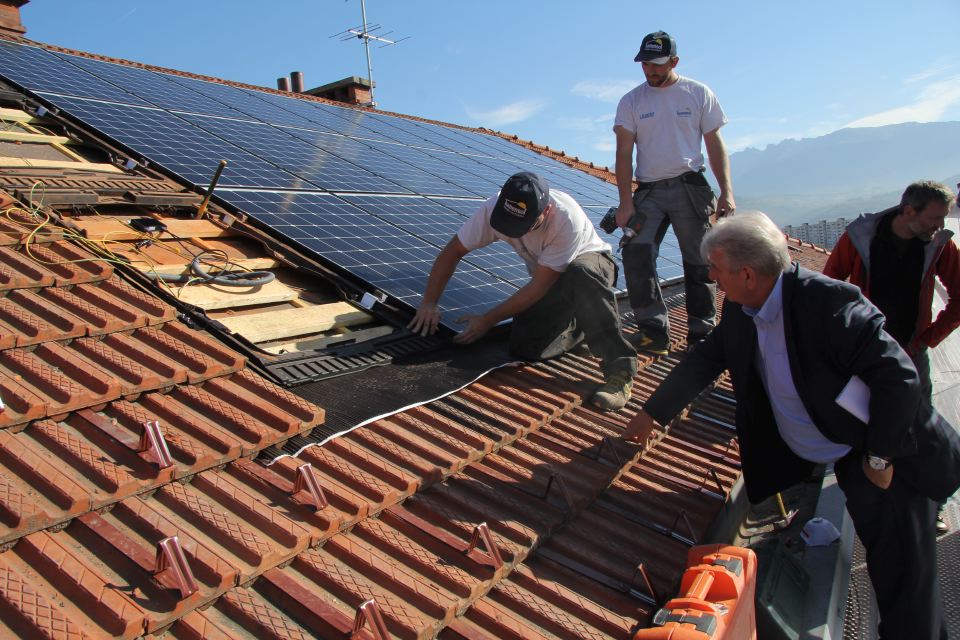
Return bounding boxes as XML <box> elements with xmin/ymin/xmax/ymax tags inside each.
<box><xmin>21</xmin><ymin>1</ymin><xmax>960</xmax><ymax>168</ymax></box>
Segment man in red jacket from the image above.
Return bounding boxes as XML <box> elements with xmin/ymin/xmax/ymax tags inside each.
<box><xmin>824</xmin><ymin>179</ymin><xmax>958</xmax><ymax>533</ymax></box>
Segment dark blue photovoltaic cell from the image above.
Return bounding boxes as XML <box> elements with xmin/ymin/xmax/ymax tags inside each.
<box><xmin>216</xmin><ymin>190</ymin><xmax>518</xmax><ymax>321</ymax></box>
<box><xmin>0</xmin><ymin>41</ymin><xmax>150</xmax><ymax>106</ymax></box>
<box><xmin>41</xmin><ymin>95</ymin><xmax>305</xmax><ymax>189</ymax></box>
<box><xmin>178</xmin><ymin>113</ymin><xmax>409</xmax><ymax>194</ymax></box>
<box><xmin>55</xmin><ymin>53</ymin><xmax>253</xmax><ymax>119</ymax></box>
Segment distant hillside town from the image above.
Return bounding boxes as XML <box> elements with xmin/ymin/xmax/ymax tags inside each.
<box><xmin>782</xmin><ymin>217</ymin><xmax>850</xmax><ymax>250</ymax></box>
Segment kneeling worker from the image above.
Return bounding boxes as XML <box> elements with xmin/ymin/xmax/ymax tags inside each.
<box><xmin>408</xmin><ymin>172</ymin><xmax>638</xmax><ymax>411</ymax></box>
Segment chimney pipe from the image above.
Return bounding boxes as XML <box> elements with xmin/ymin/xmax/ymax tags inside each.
<box><xmin>277</xmin><ymin>77</ymin><xmax>291</xmax><ymax>92</ymax></box>
<box><xmin>290</xmin><ymin>71</ymin><xmax>304</xmax><ymax>93</ymax></box>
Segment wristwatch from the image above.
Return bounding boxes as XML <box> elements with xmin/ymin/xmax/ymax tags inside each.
<box><xmin>865</xmin><ymin>453</ymin><xmax>892</xmax><ymax>471</ymax></box>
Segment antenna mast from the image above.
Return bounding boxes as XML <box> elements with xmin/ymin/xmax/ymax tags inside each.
<box><xmin>331</xmin><ymin>0</ymin><xmax>409</xmax><ymax>107</ymax></box>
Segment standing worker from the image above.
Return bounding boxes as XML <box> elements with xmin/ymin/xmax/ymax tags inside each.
<box><xmin>408</xmin><ymin>172</ymin><xmax>638</xmax><ymax>411</ymax></box>
<box><xmin>613</xmin><ymin>30</ymin><xmax>735</xmax><ymax>354</ymax></box>
<box><xmin>824</xmin><ymin>179</ymin><xmax>959</xmax><ymax>534</ymax></box>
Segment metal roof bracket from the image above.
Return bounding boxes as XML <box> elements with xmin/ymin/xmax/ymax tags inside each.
<box><xmin>154</xmin><ymin>535</ymin><xmax>199</xmax><ymax>599</ymax></box>
<box><xmin>542</xmin><ymin>471</ymin><xmax>574</xmax><ymax>514</ymax></box>
<box><xmin>139</xmin><ymin>420</ymin><xmax>174</xmax><ymax>468</ymax></box>
<box><xmin>352</xmin><ymin>598</ymin><xmax>391</xmax><ymax>639</ymax></box>
<box><xmin>466</xmin><ymin>522</ymin><xmax>504</xmax><ymax>570</ymax></box>
<box><xmin>669</xmin><ymin>509</ymin><xmax>698</xmax><ymax>546</ymax></box>
<box><xmin>294</xmin><ymin>463</ymin><xmax>329</xmax><ymax>510</ymax></box>
<box><xmin>630</xmin><ymin>563</ymin><xmax>658</xmax><ymax>605</ymax></box>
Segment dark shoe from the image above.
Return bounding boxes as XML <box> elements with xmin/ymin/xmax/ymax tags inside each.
<box><xmin>937</xmin><ymin>513</ymin><xmax>949</xmax><ymax>536</ymax></box>
<box><xmin>632</xmin><ymin>330</ymin><xmax>669</xmax><ymax>356</ymax></box>
<box><xmin>591</xmin><ymin>371</ymin><xmax>634</xmax><ymax>411</ymax></box>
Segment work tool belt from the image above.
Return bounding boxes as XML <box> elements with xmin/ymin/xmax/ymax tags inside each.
<box><xmin>635</xmin><ymin>169</ymin><xmax>708</xmax><ymax>191</ymax></box>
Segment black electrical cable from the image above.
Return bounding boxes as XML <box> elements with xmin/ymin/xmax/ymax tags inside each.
<box><xmin>147</xmin><ymin>253</ymin><xmax>275</xmax><ymax>286</ymax></box>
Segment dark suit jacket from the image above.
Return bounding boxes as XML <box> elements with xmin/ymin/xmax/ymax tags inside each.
<box><xmin>645</xmin><ymin>264</ymin><xmax>960</xmax><ymax>503</ymax></box>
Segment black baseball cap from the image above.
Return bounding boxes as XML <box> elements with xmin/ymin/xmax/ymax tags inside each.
<box><xmin>635</xmin><ymin>31</ymin><xmax>677</xmax><ymax>64</ymax></box>
<box><xmin>490</xmin><ymin>172</ymin><xmax>550</xmax><ymax>238</ymax></box>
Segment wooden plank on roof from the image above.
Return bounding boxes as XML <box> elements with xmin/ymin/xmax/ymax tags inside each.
<box><xmin>170</xmin><ymin>279</ymin><xmax>298</xmax><ymax>310</ymax></box>
<box><xmin>72</xmin><ymin>218</ymin><xmax>236</xmax><ymax>241</ymax></box>
<box><xmin>0</xmin><ymin>130</ymin><xmax>72</xmax><ymax>145</ymax></box>
<box><xmin>0</xmin><ymin>157</ymin><xmax>123</xmax><ymax>172</ymax></box>
<box><xmin>0</xmin><ymin>108</ymin><xmax>36</xmax><ymax>123</ymax></box>
<box><xmin>261</xmin><ymin>324</ymin><xmax>394</xmax><ymax>354</ymax></box>
<box><xmin>135</xmin><ymin>257</ymin><xmax>280</xmax><ymax>276</ymax></box>
<box><xmin>217</xmin><ymin>302</ymin><xmax>371</xmax><ymax>343</ymax></box>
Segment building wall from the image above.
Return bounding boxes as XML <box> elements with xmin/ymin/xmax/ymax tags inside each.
<box><xmin>783</xmin><ymin>217</ymin><xmax>849</xmax><ymax>249</ymax></box>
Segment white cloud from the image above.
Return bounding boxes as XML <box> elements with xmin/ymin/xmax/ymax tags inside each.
<box><xmin>845</xmin><ymin>75</ymin><xmax>960</xmax><ymax>128</ymax></box>
<box><xmin>464</xmin><ymin>100</ymin><xmax>545</xmax><ymax>127</ymax></box>
<box><xmin>571</xmin><ymin>79</ymin><xmax>636</xmax><ymax>104</ymax></box>
<box><xmin>556</xmin><ymin>113</ymin><xmax>615</xmax><ymax>132</ymax></box>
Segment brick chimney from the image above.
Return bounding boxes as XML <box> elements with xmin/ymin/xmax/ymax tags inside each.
<box><xmin>304</xmin><ymin>76</ymin><xmax>374</xmax><ymax>107</ymax></box>
<box><xmin>0</xmin><ymin>0</ymin><xmax>28</xmax><ymax>37</ymax></box>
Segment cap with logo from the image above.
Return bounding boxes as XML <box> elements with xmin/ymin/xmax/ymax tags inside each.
<box><xmin>490</xmin><ymin>172</ymin><xmax>550</xmax><ymax>238</ymax></box>
<box><xmin>634</xmin><ymin>31</ymin><xmax>677</xmax><ymax>64</ymax></box>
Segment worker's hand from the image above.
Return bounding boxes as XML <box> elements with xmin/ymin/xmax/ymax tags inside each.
<box><xmin>715</xmin><ymin>191</ymin><xmax>736</xmax><ymax>219</ymax></box>
<box><xmin>453</xmin><ymin>313</ymin><xmax>494</xmax><ymax>344</ymax></box>
<box><xmin>862</xmin><ymin>457</ymin><xmax>894</xmax><ymax>490</ymax></box>
<box><xmin>621</xmin><ymin>409</ymin><xmax>660</xmax><ymax>444</ymax></box>
<box><xmin>408</xmin><ymin>302</ymin><xmax>442</xmax><ymax>337</ymax></box>
<box><xmin>615</xmin><ymin>202</ymin><xmax>635</xmax><ymax>229</ymax></box>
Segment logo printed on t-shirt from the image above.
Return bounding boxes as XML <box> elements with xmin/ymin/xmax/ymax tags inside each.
<box><xmin>676</xmin><ymin>108</ymin><xmax>692</xmax><ymax>118</ymax></box>
<box><xmin>638</xmin><ymin>111</ymin><xmax>654</xmax><ymax>120</ymax></box>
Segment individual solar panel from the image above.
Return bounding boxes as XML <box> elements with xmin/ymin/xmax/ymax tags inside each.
<box><xmin>54</xmin><ymin>52</ymin><xmax>253</xmax><ymax>119</ymax></box>
<box><xmin>40</xmin><ymin>95</ymin><xmax>309</xmax><ymax>189</ymax></box>
<box><xmin>178</xmin><ymin>113</ymin><xmax>409</xmax><ymax>194</ymax></box>
<box><xmin>0</xmin><ymin>41</ymin><xmax>149</xmax><ymax>106</ymax></box>
<box><xmin>217</xmin><ymin>190</ymin><xmax>518</xmax><ymax>321</ymax></box>
<box><xmin>280</xmin><ymin>126</ymin><xmax>482</xmax><ymax>198</ymax></box>
<box><xmin>358</xmin><ymin>140</ymin><xmax>499</xmax><ymax>197</ymax></box>
<box><xmin>162</xmin><ymin>73</ymin><xmax>330</xmax><ymax>130</ymax></box>
<box><xmin>340</xmin><ymin>194</ymin><xmax>530</xmax><ymax>286</ymax></box>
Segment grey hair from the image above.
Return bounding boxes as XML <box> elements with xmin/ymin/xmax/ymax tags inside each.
<box><xmin>900</xmin><ymin>180</ymin><xmax>955</xmax><ymax>212</ymax></box>
<box><xmin>700</xmin><ymin>211</ymin><xmax>791</xmax><ymax>277</ymax></box>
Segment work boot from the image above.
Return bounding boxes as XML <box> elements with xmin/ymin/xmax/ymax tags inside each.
<box><xmin>631</xmin><ymin>329</ymin><xmax>669</xmax><ymax>356</ymax></box>
<box><xmin>937</xmin><ymin>512</ymin><xmax>949</xmax><ymax>536</ymax></box>
<box><xmin>591</xmin><ymin>370</ymin><xmax>634</xmax><ymax>411</ymax></box>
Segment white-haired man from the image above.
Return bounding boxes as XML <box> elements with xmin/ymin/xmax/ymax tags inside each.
<box><xmin>623</xmin><ymin>212</ymin><xmax>959</xmax><ymax>640</ymax></box>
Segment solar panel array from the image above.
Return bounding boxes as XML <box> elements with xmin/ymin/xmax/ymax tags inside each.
<box><xmin>0</xmin><ymin>39</ymin><xmax>687</xmax><ymax>325</ymax></box>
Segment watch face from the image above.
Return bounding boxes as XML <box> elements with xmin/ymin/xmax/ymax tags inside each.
<box><xmin>868</xmin><ymin>456</ymin><xmax>888</xmax><ymax>471</ymax></box>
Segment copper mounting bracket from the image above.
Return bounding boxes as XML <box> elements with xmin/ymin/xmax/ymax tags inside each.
<box><xmin>352</xmin><ymin>598</ymin><xmax>391</xmax><ymax>639</ymax></box>
<box><xmin>630</xmin><ymin>562</ymin><xmax>658</xmax><ymax>605</ymax></box>
<box><xmin>293</xmin><ymin>463</ymin><xmax>329</xmax><ymax>510</ymax></box>
<box><xmin>466</xmin><ymin>522</ymin><xmax>504</xmax><ymax>569</ymax></box>
<box><xmin>139</xmin><ymin>420</ymin><xmax>173</xmax><ymax>468</ymax></box>
<box><xmin>154</xmin><ymin>535</ymin><xmax>199</xmax><ymax>598</ymax></box>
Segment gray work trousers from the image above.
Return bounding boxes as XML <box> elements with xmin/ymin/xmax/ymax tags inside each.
<box><xmin>510</xmin><ymin>251</ymin><xmax>637</xmax><ymax>378</ymax></box>
<box><xmin>621</xmin><ymin>177</ymin><xmax>717</xmax><ymax>340</ymax></box>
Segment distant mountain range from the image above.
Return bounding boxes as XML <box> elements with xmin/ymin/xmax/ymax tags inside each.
<box><xmin>728</xmin><ymin>121</ymin><xmax>960</xmax><ymax>226</ymax></box>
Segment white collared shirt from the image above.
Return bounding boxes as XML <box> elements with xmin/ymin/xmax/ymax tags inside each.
<box><xmin>742</xmin><ymin>275</ymin><xmax>852</xmax><ymax>463</ymax></box>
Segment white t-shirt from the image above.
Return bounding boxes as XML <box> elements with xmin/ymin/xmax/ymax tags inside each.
<box><xmin>457</xmin><ymin>189</ymin><xmax>611</xmax><ymax>275</ymax></box>
<box><xmin>614</xmin><ymin>75</ymin><xmax>727</xmax><ymax>183</ymax></box>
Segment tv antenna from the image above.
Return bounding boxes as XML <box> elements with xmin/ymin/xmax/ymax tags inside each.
<box><xmin>330</xmin><ymin>0</ymin><xmax>409</xmax><ymax>107</ymax></box>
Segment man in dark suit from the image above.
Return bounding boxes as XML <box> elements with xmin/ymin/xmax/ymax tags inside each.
<box><xmin>622</xmin><ymin>212</ymin><xmax>959</xmax><ymax>639</ymax></box>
